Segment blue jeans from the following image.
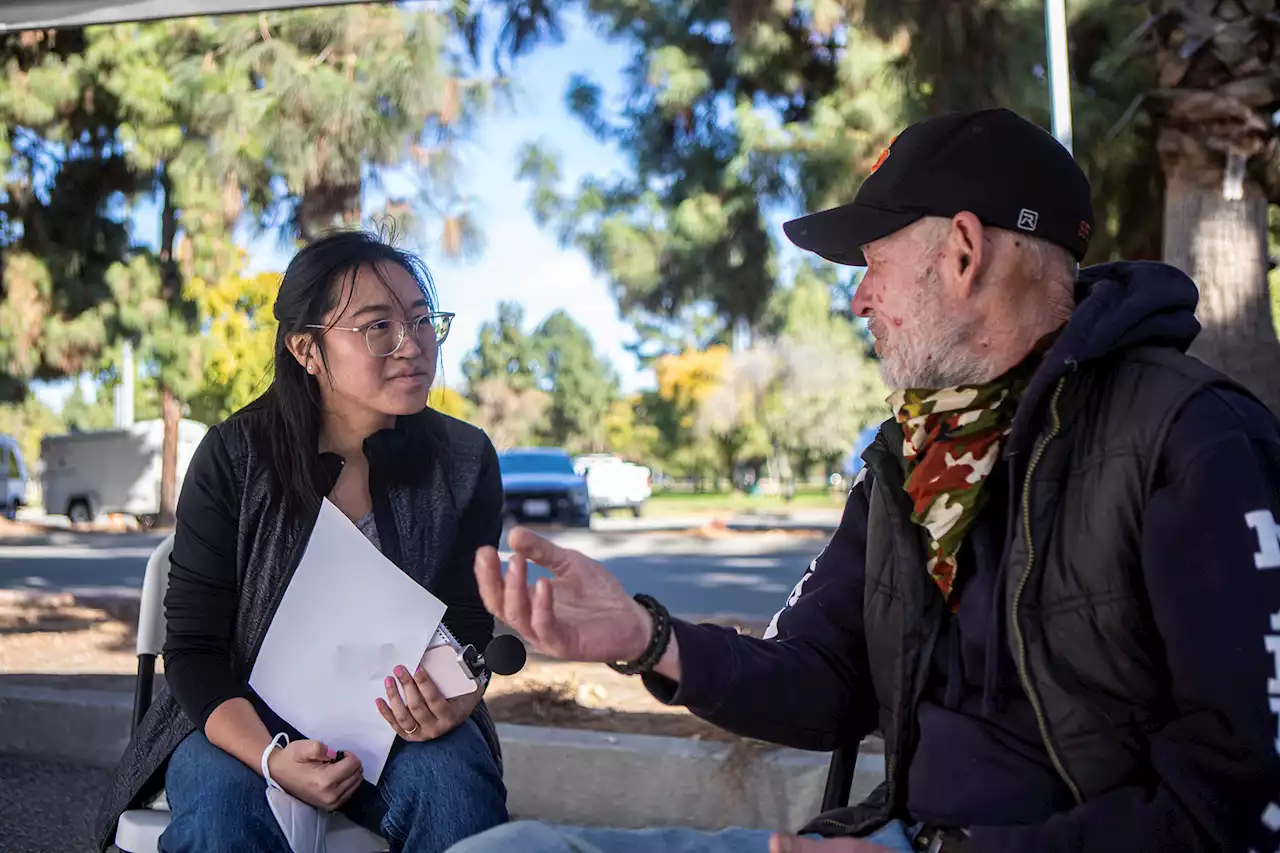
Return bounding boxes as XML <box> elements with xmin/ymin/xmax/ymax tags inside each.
<box><xmin>159</xmin><ymin>718</ymin><xmax>507</xmax><ymax>853</ymax></box>
<box><xmin>445</xmin><ymin>819</ymin><xmax>919</xmax><ymax>853</ymax></box>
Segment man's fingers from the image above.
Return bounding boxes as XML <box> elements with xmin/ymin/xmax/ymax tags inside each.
<box><xmin>474</xmin><ymin>546</ymin><xmax>504</xmax><ymax>616</ymax></box>
<box><xmin>529</xmin><ymin>577</ymin><xmax>566</xmax><ymax>656</ymax></box>
<box><xmin>508</xmin><ymin>527</ymin><xmax>574</xmax><ymax>575</ymax></box>
<box><xmin>503</xmin><ymin>554</ymin><xmax>533</xmax><ymax>633</ymax></box>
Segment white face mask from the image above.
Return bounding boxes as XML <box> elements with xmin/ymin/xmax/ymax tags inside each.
<box><xmin>262</xmin><ymin>733</ymin><xmax>330</xmax><ymax>853</ymax></box>
<box><xmin>266</xmin><ymin>785</ymin><xmax>330</xmax><ymax>853</ymax></box>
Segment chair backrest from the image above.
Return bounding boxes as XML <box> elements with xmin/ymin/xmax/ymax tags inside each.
<box><xmin>136</xmin><ymin>534</ymin><xmax>174</xmax><ymax>657</ymax></box>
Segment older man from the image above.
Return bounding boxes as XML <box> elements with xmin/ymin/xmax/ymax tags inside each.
<box><xmin>453</xmin><ymin>109</ymin><xmax>1280</xmax><ymax>853</ymax></box>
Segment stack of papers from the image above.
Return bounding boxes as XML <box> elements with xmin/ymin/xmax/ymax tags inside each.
<box><xmin>249</xmin><ymin>498</ymin><xmax>447</xmax><ymax>784</ymax></box>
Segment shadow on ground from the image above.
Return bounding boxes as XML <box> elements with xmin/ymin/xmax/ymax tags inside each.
<box><xmin>0</xmin><ymin>593</ymin><xmax>139</xmax><ymax>653</ymax></box>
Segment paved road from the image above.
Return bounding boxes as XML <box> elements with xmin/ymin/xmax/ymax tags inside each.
<box><xmin>0</xmin><ymin>753</ymin><xmax>110</xmax><ymax>853</ymax></box>
<box><xmin>0</xmin><ymin>527</ymin><xmax>828</xmax><ymax>624</ymax></box>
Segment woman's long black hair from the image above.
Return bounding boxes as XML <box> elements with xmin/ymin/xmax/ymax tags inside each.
<box><xmin>256</xmin><ymin>230</ymin><xmax>438</xmax><ymax>515</ymax></box>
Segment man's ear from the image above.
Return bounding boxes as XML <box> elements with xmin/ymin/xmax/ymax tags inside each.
<box><xmin>948</xmin><ymin>212</ymin><xmax>985</xmax><ymax>297</ymax></box>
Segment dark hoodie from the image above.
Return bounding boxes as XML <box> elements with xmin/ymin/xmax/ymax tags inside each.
<box><xmin>645</xmin><ymin>262</ymin><xmax>1280</xmax><ymax>851</ymax></box>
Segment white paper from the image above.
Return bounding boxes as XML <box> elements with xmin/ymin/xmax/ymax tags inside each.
<box><xmin>250</xmin><ymin>498</ymin><xmax>447</xmax><ymax>784</ymax></box>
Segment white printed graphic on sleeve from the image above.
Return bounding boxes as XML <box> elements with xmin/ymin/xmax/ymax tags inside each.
<box><xmin>1260</xmin><ymin>609</ymin><xmax>1280</xmax><ymax>848</ymax></box>
<box><xmin>762</xmin><ymin>554</ymin><xmax>821</xmax><ymax>640</ymax></box>
<box><xmin>1247</xmin><ymin>510</ymin><xmax>1280</xmax><ymax>570</ymax></box>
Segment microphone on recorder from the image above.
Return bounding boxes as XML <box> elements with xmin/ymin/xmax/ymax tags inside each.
<box><xmin>462</xmin><ymin>634</ymin><xmax>527</xmax><ymax>677</ymax></box>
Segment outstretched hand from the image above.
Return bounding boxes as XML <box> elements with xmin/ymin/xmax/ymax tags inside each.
<box><xmin>473</xmin><ymin>526</ymin><xmax>653</xmax><ymax>664</ymax></box>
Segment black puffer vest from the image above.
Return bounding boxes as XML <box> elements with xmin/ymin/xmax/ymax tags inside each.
<box><xmin>801</xmin><ymin>345</ymin><xmax>1258</xmax><ymax>836</ymax></box>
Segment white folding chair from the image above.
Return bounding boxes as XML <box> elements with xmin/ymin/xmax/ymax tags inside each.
<box><xmin>114</xmin><ymin>534</ymin><xmax>389</xmax><ymax>853</ymax></box>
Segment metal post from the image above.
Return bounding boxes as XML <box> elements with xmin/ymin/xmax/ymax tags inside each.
<box><xmin>1044</xmin><ymin>0</ymin><xmax>1073</xmax><ymax>155</ymax></box>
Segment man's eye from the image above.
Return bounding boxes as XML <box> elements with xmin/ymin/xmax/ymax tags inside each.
<box><xmin>368</xmin><ymin>320</ymin><xmax>393</xmax><ymax>331</ymax></box>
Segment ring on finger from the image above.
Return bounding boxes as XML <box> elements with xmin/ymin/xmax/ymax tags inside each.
<box><xmin>403</xmin><ymin>722</ymin><xmax>420</xmax><ymax>735</ymax></box>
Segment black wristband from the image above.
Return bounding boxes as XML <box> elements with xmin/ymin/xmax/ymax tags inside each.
<box><xmin>608</xmin><ymin>594</ymin><xmax>672</xmax><ymax>676</ymax></box>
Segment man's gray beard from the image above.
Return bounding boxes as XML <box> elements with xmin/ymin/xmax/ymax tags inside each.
<box><xmin>878</xmin><ymin>310</ymin><xmax>990</xmax><ymax>391</ymax></box>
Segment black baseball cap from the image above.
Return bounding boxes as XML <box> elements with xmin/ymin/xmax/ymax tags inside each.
<box><xmin>782</xmin><ymin>108</ymin><xmax>1094</xmax><ymax>266</ymax></box>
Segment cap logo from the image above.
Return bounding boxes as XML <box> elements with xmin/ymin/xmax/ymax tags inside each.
<box><xmin>869</xmin><ymin>134</ymin><xmax>898</xmax><ymax>175</ymax></box>
<box><xmin>1017</xmin><ymin>209</ymin><xmax>1039</xmax><ymax>232</ymax></box>
<box><xmin>1078</xmin><ymin>220</ymin><xmax>1092</xmax><ymax>241</ymax></box>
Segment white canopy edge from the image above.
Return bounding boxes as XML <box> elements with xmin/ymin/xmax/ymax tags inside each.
<box><xmin>0</xmin><ymin>0</ymin><xmax>379</xmax><ymax>31</ymax></box>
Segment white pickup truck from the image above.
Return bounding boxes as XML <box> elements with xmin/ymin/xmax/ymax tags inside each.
<box><xmin>573</xmin><ymin>454</ymin><xmax>652</xmax><ymax>517</ymax></box>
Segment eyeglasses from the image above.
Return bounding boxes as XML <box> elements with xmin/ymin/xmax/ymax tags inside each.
<box><xmin>307</xmin><ymin>312</ymin><xmax>455</xmax><ymax>357</ymax></box>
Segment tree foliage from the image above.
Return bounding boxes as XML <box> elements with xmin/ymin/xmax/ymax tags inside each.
<box><xmin>513</xmin><ymin>0</ymin><xmax>1170</xmax><ymax>358</ymax></box>
<box><xmin>471</xmin><ymin>377</ymin><xmax>551</xmax><ymax>450</ymax></box>
<box><xmin>461</xmin><ymin>300</ymin><xmax>620</xmax><ymax>452</ymax></box>
<box><xmin>535</xmin><ymin>309</ymin><xmax>620</xmax><ymax>452</ymax></box>
<box><xmin>462</xmin><ymin>301</ymin><xmax>541</xmax><ymax>393</ymax></box>
<box><xmin>0</xmin><ymin>2</ymin><xmax>543</xmax><ymax>500</ymax></box>
<box><xmin>186</xmin><ymin>265</ymin><xmax>280</xmax><ymax>424</ymax></box>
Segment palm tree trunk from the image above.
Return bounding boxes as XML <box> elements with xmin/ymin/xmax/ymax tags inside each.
<box><xmin>1162</xmin><ymin>165</ymin><xmax>1280</xmax><ymax>415</ymax></box>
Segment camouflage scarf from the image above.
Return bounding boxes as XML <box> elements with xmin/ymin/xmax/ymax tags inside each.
<box><xmin>888</xmin><ymin>357</ymin><xmax>1041</xmax><ymax>611</ymax></box>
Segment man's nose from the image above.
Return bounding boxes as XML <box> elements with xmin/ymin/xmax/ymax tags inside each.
<box><xmin>850</xmin><ymin>281</ymin><xmax>874</xmax><ymax>318</ymax></box>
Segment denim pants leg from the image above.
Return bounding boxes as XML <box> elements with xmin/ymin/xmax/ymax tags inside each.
<box><xmin>446</xmin><ymin>822</ymin><xmax>776</xmax><ymax>853</ymax></box>
<box><xmin>158</xmin><ymin>731</ymin><xmax>291</xmax><ymax>853</ymax></box>
<box><xmin>343</xmin><ymin>717</ymin><xmax>509</xmax><ymax>853</ymax></box>
<box><xmin>446</xmin><ymin>818</ymin><xmax>921</xmax><ymax>853</ymax></box>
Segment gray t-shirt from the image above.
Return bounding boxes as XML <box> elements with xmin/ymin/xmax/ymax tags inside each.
<box><xmin>355</xmin><ymin>511</ymin><xmax>380</xmax><ymax>551</ymax></box>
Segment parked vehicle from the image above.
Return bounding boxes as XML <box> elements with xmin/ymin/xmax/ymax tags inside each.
<box><xmin>573</xmin><ymin>453</ymin><xmax>652</xmax><ymax>517</ymax></box>
<box><xmin>498</xmin><ymin>447</ymin><xmax>591</xmax><ymax>527</ymax></box>
<box><xmin>841</xmin><ymin>424</ymin><xmax>881</xmax><ymax>480</ymax></box>
<box><xmin>0</xmin><ymin>434</ymin><xmax>29</xmax><ymax>521</ymax></box>
<box><xmin>40</xmin><ymin>419</ymin><xmax>208</xmax><ymax>524</ymax></box>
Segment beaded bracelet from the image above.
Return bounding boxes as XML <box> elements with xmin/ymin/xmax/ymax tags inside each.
<box><xmin>608</xmin><ymin>594</ymin><xmax>673</xmax><ymax>676</ymax></box>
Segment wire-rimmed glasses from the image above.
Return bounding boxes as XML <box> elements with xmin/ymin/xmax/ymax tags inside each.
<box><xmin>306</xmin><ymin>312</ymin><xmax>455</xmax><ymax>357</ymax></box>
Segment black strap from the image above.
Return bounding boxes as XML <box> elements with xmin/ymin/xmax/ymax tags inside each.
<box><xmin>608</xmin><ymin>594</ymin><xmax>672</xmax><ymax>675</ymax></box>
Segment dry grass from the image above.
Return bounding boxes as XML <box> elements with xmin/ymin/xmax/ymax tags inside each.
<box><xmin>0</xmin><ymin>593</ymin><xmax>766</xmax><ymax>742</ymax></box>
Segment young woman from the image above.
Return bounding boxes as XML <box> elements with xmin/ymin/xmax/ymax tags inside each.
<box><xmin>95</xmin><ymin>231</ymin><xmax>508</xmax><ymax>853</ymax></box>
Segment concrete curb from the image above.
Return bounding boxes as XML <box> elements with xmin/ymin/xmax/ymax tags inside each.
<box><xmin>0</xmin><ymin>685</ymin><xmax>884</xmax><ymax>832</ymax></box>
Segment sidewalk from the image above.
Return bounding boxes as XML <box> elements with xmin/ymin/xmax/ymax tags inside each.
<box><xmin>0</xmin><ymin>676</ymin><xmax>885</xmax><ymax>839</ymax></box>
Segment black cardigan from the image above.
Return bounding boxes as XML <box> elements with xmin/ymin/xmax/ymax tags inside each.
<box><xmin>94</xmin><ymin>400</ymin><xmax>504</xmax><ymax>850</ymax></box>
<box><xmin>165</xmin><ymin>409</ymin><xmax>501</xmax><ymax>729</ymax></box>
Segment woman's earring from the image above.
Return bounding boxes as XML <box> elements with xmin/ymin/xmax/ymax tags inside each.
<box><xmin>307</xmin><ymin>364</ymin><xmax>315</xmax><ymax>374</ymax></box>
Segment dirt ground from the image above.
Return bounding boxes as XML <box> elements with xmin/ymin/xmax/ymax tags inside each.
<box><xmin>0</xmin><ymin>590</ymin><xmax>769</xmax><ymax>742</ymax></box>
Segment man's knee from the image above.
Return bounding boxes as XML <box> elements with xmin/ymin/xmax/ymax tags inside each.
<box><xmin>445</xmin><ymin>821</ymin><xmax>578</xmax><ymax>853</ymax></box>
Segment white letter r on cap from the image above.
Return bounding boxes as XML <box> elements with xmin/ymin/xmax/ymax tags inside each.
<box><xmin>1247</xmin><ymin>510</ymin><xmax>1280</xmax><ymax>570</ymax></box>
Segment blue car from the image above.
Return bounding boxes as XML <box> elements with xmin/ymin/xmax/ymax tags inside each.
<box><xmin>498</xmin><ymin>447</ymin><xmax>591</xmax><ymax>527</ymax></box>
<box><xmin>842</xmin><ymin>424</ymin><xmax>882</xmax><ymax>480</ymax></box>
